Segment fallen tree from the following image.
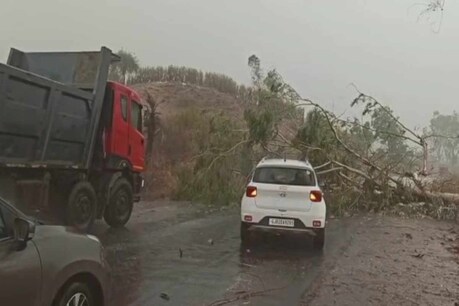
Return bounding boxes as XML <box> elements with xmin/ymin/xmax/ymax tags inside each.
<box><xmin>167</xmin><ymin>55</ymin><xmax>458</xmax><ymax>221</ymax></box>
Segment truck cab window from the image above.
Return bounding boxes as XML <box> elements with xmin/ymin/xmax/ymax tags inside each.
<box><xmin>131</xmin><ymin>102</ymin><xmax>142</xmax><ymax>132</ymax></box>
<box><xmin>120</xmin><ymin>95</ymin><xmax>128</xmax><ymax>121</ymax></box>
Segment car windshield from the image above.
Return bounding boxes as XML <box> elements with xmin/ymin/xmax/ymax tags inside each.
<box><xmin>0</xmin><ymin>196</ymin><xmax>29</xmax><ymax>220</ymax></box>
<box><xmin>253</xmin><ymin>167</ymin><xmax>316</xmax><ymax>186</ymax></box>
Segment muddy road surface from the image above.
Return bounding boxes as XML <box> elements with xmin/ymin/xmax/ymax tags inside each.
<box><xmin>91</xmin><ymin>202</ymin><xmax>459</xmax><ymax>306</ymax></box>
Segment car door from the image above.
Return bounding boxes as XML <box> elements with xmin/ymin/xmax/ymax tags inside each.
<box><xmin>128</xmin><ymin>99</ymin><xmax>145</xmax><ymax>172</ymax></box>
<box><xmin>111</xmin><ymin>90</ymin><xmax>130</xmax><ymax>160</ymax></box>
<box><xmin>0</xmin><ymin>204</ymin><xmax>41</xmax><ymax>306</ymax></box>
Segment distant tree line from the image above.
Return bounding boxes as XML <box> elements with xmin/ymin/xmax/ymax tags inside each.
<box><xmin>109</xmin><ymin>50</ymin><xmax>252</xmax><ymax>100</ymax></box>
<box><xmin>130</xmin><ymin>66</ymin><xmax>252</xmax><ymax>99</ymax></box>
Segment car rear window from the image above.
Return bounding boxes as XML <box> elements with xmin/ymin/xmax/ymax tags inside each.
<box><xmin>253</xmin><ymin>167</ymin><xmax>316</xmax><ymax>186</ymax></box>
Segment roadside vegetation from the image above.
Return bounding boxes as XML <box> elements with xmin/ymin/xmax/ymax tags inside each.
<box><xmin>111</xmin><ymin>50</ymin><xmax>459</xmax><ymax>221</ymax></box>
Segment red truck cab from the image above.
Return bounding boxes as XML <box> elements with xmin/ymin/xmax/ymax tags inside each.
<box><xmin>103</xmin><ymin>82</ymin><xmax>145</xmax><ymax>174</ymax></box>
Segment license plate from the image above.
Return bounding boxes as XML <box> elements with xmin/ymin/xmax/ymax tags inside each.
<box><xmin>268</xmin><ymin>218</ymin><xmax>294</xmax><ymax>227</ymax></box>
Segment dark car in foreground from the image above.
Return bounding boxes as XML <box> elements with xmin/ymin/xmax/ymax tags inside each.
<box><xmin>0</xmin><ymin>196</ymin><xmax>110</xmax><ymax>306</ymax></box>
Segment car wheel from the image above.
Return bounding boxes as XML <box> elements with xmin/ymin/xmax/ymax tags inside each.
<box><xmin>104</xmin><ymin>178</ymin><xmax>133</xmax><ymax>228</ymax></box>
<box><xmin>66</xmin><ymin>182</ymin><xmax>97</xmax><ymax>232</ymax></box>
<box><xmin>56</xmin><ymin>282</ymin><xmax>94</xmax><ymax>306</ymax></box>
<box><xmin>240</xmin><ymin>222</ymin><xmax>251</xmax><ymax>245</ymax></box>
<box><xmin>313</xmin><ymin>228</ymin><xmax>325</xmax><ymax>250</ymax></box>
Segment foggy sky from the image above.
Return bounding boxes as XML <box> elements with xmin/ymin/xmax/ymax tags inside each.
<box><xmin>1</xmin><ymin>0</ymin><xmax>459</xmax><ymax>129</ymax></box>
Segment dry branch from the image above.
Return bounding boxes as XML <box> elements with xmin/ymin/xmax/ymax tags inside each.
<box><xmin>314</xmin><ymin>161</ymin><xmax>331</xmax><ymax>170</ymax></box>
<box><xmin>316</xmin><ymin>167</ymin><xmax>343</xmax><ymax>176</ymax></box>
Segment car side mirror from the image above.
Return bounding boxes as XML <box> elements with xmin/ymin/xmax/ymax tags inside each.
<box><xmin>14</xmin><ymin>218</ymin><xmax>34</xmax><ymax>250</ymax></box>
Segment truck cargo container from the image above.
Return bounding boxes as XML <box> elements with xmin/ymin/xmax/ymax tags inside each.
<box><xmin>0</xmin><ymin>47</ymin><xmax>145</xmax><ymax>230</ymax></box>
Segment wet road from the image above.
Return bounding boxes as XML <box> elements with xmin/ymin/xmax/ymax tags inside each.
<box><xmin>91</xmin><ymin>201</ymin><xmax>459</xmax><ymax>306</ymax></box>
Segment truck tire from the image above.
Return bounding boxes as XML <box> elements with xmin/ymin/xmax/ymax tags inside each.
<box><xmin>104</xmin><ymin>177</ymin><xmax>133</xmax><ymax>228</ymax></box>
<box><xmin>66</xmin><ymin>182</ymin><xmax>97</xmax><ymax>231</ymax></box>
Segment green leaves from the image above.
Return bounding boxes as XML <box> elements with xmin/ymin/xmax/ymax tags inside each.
<box><xmin>244</xmin><ymin>108</ymin><xmax>276</xmax><ymax>145</ymax></box>
<box><xmin>349</xmin><ymin>93</ymin><xmax>415</xmax><ymax>166</ymax></box>
<box><xmin>109</xmin><ymin>50</ymin><xmax>140</xmax><ymax>84</ymax></box>
<box><xmin>175</xmin><ymin>110</ymin><xmax>248</xmax><ymax>205</ymax></box>
<box><xmin>244</xmin><ymin>55</ymin><xmax>301</xmax><ymax>153</ymax></box>
<box><xmin>248</xmin><ymin>54</ymin><xmax>262</xmax><ymax>85</ymax></box>
<box><xmin>351</xmin><ymin>94</ymin><xmax>381</xmax><ymax>117</ymax></box>
<box><xmin>427</xmin><ymin>111</ymin><xmax>459</xmax><ymax>166</ymax></box>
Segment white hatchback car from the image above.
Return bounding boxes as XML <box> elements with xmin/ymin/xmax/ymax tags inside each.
<box><xmin>240</xmin><ymin>158</ymin><xmax>326</xmax><ymax>249</ymax></box>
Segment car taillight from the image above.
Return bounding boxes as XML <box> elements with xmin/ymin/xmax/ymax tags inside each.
<box><xmin>310</xmin><ymin>190</ymin><xmax>322</xmax><ymax>202</ymax></box>
<box><xmin>246</xmin><ymin>186</ymin><xmax>257</xmax><ymax>197</ymax></box>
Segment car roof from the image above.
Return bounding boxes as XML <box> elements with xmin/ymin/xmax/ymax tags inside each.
<box><xmin>256</xmin><ymin>158</ymin><xmax>313</xmax><ymax>170</ymax></box>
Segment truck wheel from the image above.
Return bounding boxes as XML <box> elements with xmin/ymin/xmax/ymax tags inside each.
<box><xmin>104</xmin><ymin>178</ymin><xmax>133</xmax><ymax>228</ymax></box>
<box><xmin>66</xmin><ymin>182</ymin><xmax>97</xmax><ymax>231</ymax></box>
<box><xmin>313</xmin><ymin>228</ymin><xmax>325</xmax><ymax>250</ymax></box>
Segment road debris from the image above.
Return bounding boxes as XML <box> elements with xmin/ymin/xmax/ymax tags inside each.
<box><xmin>411</xmin><ymin>252</ymin><xmax>425</xmax><ymax>259</ymax></box>
<box><xmin>160</xmin><ymin>293</ymin><xmax>170</xmax><ymax>301</ymax></box>
<box><xmin>404</xmin><ymin>233</ymin><xmax>413</xmax><ymax>239</ymax></box>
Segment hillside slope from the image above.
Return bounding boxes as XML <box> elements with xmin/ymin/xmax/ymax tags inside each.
<box><xmin>134</xmin><ymin>82</ymin><xmax>245</xmax><ymax>119</ymax></box>
<box><xmin>133</xmin><ymin>82</ymin><xmax>246</xmax><ymax>200</ymax></box>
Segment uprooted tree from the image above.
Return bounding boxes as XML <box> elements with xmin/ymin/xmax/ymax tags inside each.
<box><xmin>175</xmin><ymin>54</ymin><xmax>457</xmax><ymax>220</ymax></box>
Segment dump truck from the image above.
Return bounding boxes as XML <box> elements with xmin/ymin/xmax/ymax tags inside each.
<box><xmin>0</xmin><ymin>47</ymin><xmax>145</xmax><ymax>230</ymax></box>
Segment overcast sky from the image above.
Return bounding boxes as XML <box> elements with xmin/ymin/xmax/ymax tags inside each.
<box><xmin>1</xmin><ymin>0</ymin><xmax>459</xmax><ymax>128</ymax></box>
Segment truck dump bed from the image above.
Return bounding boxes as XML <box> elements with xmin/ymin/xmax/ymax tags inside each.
<box><xmin>0</xmin><ymin>47</ymin><xmax>116</xmax><ymax>169</ymax></box>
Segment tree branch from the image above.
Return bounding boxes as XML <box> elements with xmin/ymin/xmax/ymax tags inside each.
<box><xmin>350</xmin><ymin>84</ymin><xmax>422</xmax><ymax>142</ymax></box>
<box><xmin>316</xmin><ymin>167</ymin><xmax>344</xmax><ymax>175</ymax></box>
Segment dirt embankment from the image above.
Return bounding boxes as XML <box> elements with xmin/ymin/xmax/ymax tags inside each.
<box><xmin>133</xmin><ymin>82</ymin><xmax>246</xmax><ymax>200</ymax></box>
<box><xmin>134</xmin><ymin>82</ymin><xmax>245</xmax><ymax>119</ymax></box>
